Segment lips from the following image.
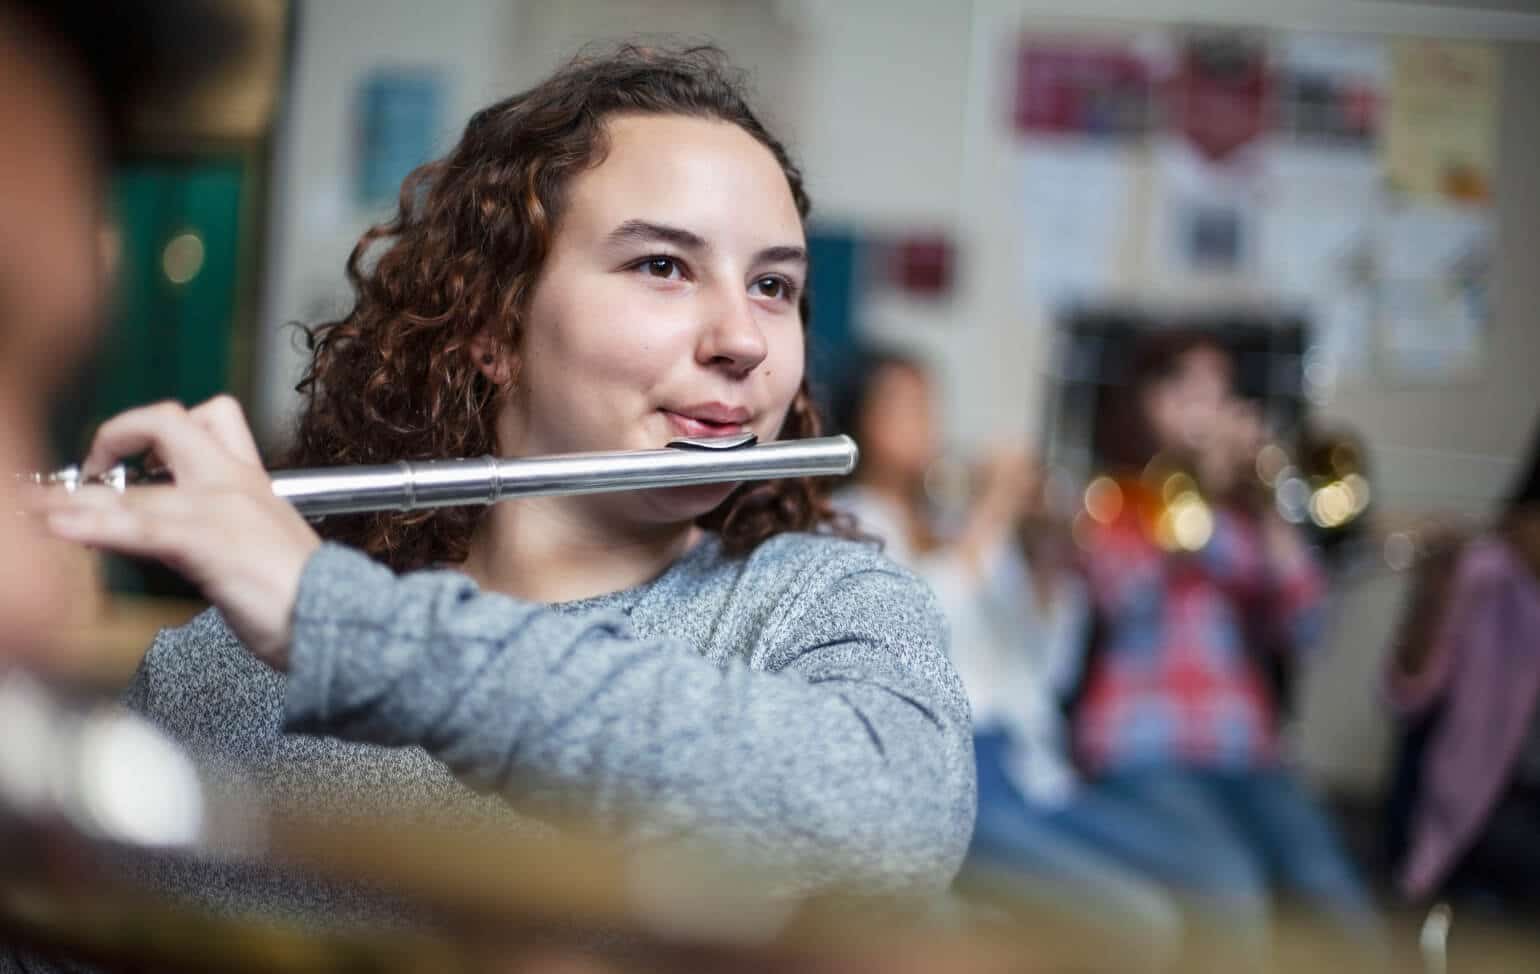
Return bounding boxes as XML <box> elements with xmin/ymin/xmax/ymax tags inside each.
<box><xmin>661</xmin><ymin>403</ymin><xmax>752</xmax><ymax>439</ymax></box>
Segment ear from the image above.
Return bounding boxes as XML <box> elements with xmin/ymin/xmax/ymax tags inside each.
<box><xmin>469</xmin><ymin>331</ymin><xmax>515</xmax><ymax>385</ymax></box>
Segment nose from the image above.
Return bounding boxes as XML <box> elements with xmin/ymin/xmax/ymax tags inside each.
<box><xmin>696</xmin><ymin>287</ymin><xmax>768</xmax><ymax>377</ymax></box>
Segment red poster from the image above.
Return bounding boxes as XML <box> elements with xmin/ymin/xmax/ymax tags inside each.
<box><xmin>879</xmin><ymin>233</ymin><xmax>954</xmax><ymax>298</ymax></box>
<box><xmin>1014</xmin><ymin>41</ymin><xmax>1153</xmax><ymax>138</ymax></box>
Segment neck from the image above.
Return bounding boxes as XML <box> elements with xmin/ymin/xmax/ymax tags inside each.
<box><xmin>459</xmin><ymin>497</ymin><xmax>700</xmax><ymax>603</ymax></box>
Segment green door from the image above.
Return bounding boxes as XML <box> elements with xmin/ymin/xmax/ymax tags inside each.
<box><xmin>56</xmin><ymin>157</ymin><xmax>250</xmax><ymax>595</ymax></box>
<box><xmin>105</xmin><ymin>160</ymin><xmax>244</xmax><ymax>419</ymax></box>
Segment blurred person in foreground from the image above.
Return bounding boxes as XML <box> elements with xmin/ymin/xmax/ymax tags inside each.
<box><xmin>0</xmin><ymin>0</ymin><xmax>243</xmax><ymax>662</ymax></box>
<box><xmin>0</xmin><ymin>1</ymin><xmax>240</xmax><ymax>970</ymax></box>
<box><xmin>830</xmin><ymin>350</ymin><xmax>1183</xmax><ymax>970</ymax></box>
<box><xmin>1073</xmin><ymin>331</ymin><xmax>1377</xmax><ymax>946</ymax></box>
<box><xmin>32</xmin><ymin>42</ymin><xmax>974</xmax><ymax>937</ymax></box>
<box><xmin>0</xmin><ymin>2</ymin><xmax>126</xmax><ymax>664</ymax></box>
<box><xmin>1387</xmin><ymin>415</ymin><xmax>1540</xmax><ymax>911</ymax></box>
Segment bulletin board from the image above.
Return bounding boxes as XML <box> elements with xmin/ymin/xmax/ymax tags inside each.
<box><xmin>1014</xmin><ymin>29</ymin><xmax>1499</xmax><ymax>391</ymax></box>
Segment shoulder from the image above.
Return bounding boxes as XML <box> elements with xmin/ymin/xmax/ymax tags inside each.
<box><xmin>745</xmin><ymin>534</ymin><xmax>968</xmax><ymax>730</ymax></box>
<box><xmin>742</xmin><ymin>532</ymin><xmax>948</xmax><ymax>641</ymax></box>
<box><xmin>745</xmin><ymin>530</ymin><xmax>921</xmax><ymax>590</ymax></box>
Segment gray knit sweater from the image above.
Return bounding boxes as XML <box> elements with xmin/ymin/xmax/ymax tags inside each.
<box><xmin>6</xmin><ymin>531</ymin><xmax>973</xmax><ymax>968</ymax></box>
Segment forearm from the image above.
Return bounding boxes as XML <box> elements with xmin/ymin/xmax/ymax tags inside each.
<box><xmin>283</xmin><ymin>545</ymin><xmax>972</xmax><ymax>892</ymax></box>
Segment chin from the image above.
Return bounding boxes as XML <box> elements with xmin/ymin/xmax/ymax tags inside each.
<box><xmin>635</xmin><ymin>481</ymin><xmax>741</xmax><ymax>524</ymax></box>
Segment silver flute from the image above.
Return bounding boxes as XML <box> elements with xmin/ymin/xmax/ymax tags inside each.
<box><xmin>33</xmin><ymin>432</ymin><xmax>858</xmax><ymax>517</ymax></box>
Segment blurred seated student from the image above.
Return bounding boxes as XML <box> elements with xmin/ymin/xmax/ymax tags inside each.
<box><xmin>1386</xmin><ymin>418</ymin><xmax>1540</xmax><ymax>910</ymax></box>
<box><xmin>830</xmin><ymin>350</ymin><xmax>1184</xmax><ymax>965</ymax></box>
<box><xmin>1072</xmin><ymin>331</ymin><xmax>1375</xmax><ymax>935</ymax></box>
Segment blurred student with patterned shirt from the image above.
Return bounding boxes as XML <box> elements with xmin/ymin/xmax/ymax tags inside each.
<box><xmin>1072</xmin><ymin>331</ymin><xmax>1375</xmax><ymax>941</ymax></box>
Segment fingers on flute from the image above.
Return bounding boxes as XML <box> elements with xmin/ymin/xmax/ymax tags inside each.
<box><xmin>83</xmin><ymin>397</ymin><xmax>257</xmax><ymax>481</ymax></box>
<box><xmin>83</xmin><ymin>401</ymin><xmax>215</xmax><ymax>480</ymax></box>
<box><xmin>188</xmin><ymin>394</ymin><xmax>262</xmax><ymax>465</ymax></box>
<box><xmin>45</xmin><ymin>487</ymin><xmax>211</xmax><ymax>567</ymax></box>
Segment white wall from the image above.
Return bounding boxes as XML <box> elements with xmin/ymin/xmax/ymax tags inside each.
<box><xmin>254</xmin><ymin>0</ymin><xmax>520</xmax><ymax>443</ymax></box>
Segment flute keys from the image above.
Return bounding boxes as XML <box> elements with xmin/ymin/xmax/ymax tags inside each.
<box><xmin>20</xmin><ymin>464</ymin><xmax>131</xmax><ymax>493</ymax></box>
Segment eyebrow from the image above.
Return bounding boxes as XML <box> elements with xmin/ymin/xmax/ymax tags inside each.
<box><xmin>605</xmin><ymin>219</ymin><xmax>807</xmax><ymax>269</ymax></box>
<box><xmin>753</xmin><ymin>244</ymin><xmax>809</xmax><ymax>268</ymax></box>
<box><xmin>606</xmin><ymin>219</ymin><xmax>706</xmax><ymax>251</ymax></box>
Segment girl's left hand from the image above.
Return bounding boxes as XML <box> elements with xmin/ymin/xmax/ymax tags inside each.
<box><xmin>39</xmin><ymin>396</ymin><xmax>320</xmax><ymax>670</ymax></box>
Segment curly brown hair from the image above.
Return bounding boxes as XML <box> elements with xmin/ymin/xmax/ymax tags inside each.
<box><xmin>285</xmin><ymin>44</ymin><xmax>849</xmax><ymax>572</ymax></box>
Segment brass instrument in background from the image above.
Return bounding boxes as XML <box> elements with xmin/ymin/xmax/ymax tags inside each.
<box><xmin>1073</xmin><ymin>426</ymin><xmax>1374</xmax><ymax>555</ymax></box>
<box><xmin>1267</xmin><ymin>429</ymin><xmax>1373</xmax><ymax>533</ymax></box>
<box><xmin>924</xmin><ymin>427</ymin><xmax>1486</xmax><ymax>583</ymax></box>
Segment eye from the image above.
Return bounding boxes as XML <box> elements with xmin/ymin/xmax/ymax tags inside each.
<box><xmin>751</xmin><ymin>275</ymin><xmax>798</xmax><ymax>303</ymax></box>
<box><xmin>634</xmin><ymin>256</ymin><xmax>685</xmax><ymax>280</ymax></box>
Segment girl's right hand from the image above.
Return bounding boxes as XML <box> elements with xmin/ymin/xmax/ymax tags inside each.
<box><xmin>39</xmin><ymin>396</ymin><xmax>320</xmax><ymax>670</ymax></box>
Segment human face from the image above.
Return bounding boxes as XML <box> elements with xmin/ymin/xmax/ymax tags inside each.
<box><xmin>859</xmin><ymin>364</ymin><xmax>939</xmax><ymax>485</ymax></box>
<box><xmin>495</xmin><ymin>114</ymin><xmax>807</xmax><ymax>524</ymax></box>
<box><xmin>1144</xmin><ymin>344</ymin><xmax>1234</xmax><ymax>456</ymax></box>
<box><xmin>0</xmin><ymin>37</ymin><xmax>110</xmax><ymax>662</ymax></box>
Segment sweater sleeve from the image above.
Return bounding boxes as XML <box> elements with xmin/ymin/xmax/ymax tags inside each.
<box><xmin>282</xmin><ymin>543</ymin><xmax>974</xmax><ymax>895</ymax></box>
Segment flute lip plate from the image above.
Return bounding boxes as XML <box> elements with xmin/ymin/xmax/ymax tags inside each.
<box><xmin>665</xmin><ymin>432</ymin><xmax>757</xmax><ymax>451</ymax></box>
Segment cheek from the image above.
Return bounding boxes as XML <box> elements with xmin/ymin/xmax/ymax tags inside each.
<box><xmin>527</xmin><ymin>278</ymin><xmax>685</xmax><ymax>397</ymax></box>
<box><xmin>762</xmin><ymin>324</ymin><xmax>805</xmax><ymax>411</ymax></box>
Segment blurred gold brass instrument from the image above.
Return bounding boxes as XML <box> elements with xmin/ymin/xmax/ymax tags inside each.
<box><xmin>7</xmin><ymin>665</ymin><xmax>1539</xmax><ymax>972</ymax></box>
<box><xmin>926</xmin><ymin>430</ymin><xmax>1494</xmax><ymax>583</ymax></box>
<box><xmin>1067</xmin><ymin>430</ymin><xmax>1517</xmax><ymax>591</ymax></box>
<box><xmin>28</xmin><ymin>433</ymin><xmax>859</xmax><ymax>517</ymax></box>
<box><xmin>1071</xmin><ymin>428</ymin><xmax>1372</xmax><ymax>555</ymax></box>
<box><xmin>1261</xmin><ymin>430</ymin><xmax>1373</xmax><ymax>533</ymax></box>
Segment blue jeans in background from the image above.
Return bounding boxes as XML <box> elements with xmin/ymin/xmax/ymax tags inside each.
<box><xmin>1089</xmin><ymin>765</ymin><xmax>1378</xmax><ymax>935</ymax></box>
<box><xmin>968</xmin><ymin>731</ymin><xmax>1187</xmax><ymax>964</ymax></box>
